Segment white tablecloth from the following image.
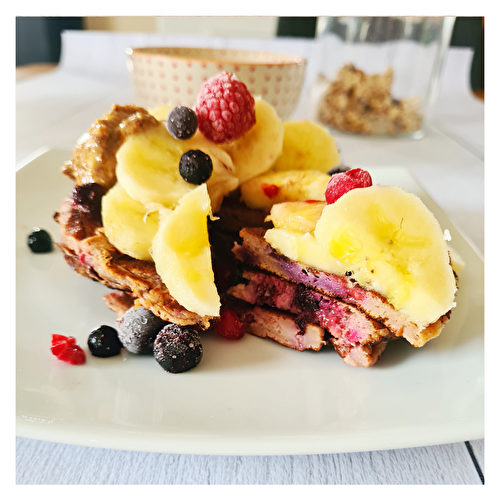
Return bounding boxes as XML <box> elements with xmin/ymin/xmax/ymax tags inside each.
<box><xmin>16</xmin><ymin>31</ymin><xmax>484</xmax><ymax>485</ymax></box>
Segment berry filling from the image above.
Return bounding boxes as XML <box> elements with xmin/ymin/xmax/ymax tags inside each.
<box><xmin>72</xmin><ymin>183</ymin><xmax>106</xmax><ymax>222</ymax></box>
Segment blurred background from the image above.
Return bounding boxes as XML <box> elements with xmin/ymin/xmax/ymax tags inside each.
<box><xmin>16</xmin><ymin>16</ymin><xmax>484</xmax><ymax>96</ymax></box>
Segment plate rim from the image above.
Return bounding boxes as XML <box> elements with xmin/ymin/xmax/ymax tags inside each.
<box><xmin>16</xmin><ymin>149</ymin><xmax>484</xmax><ymax>455</ymax></box>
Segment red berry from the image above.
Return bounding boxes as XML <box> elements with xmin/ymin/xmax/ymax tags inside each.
<box><xmin>262</xmin><ymin>183</ymin><xmax>280</xmax><ymax>199</ymax></box>
<box><xmin>51</xmin><ymin>334</ymin><xmax>86</xmax><ymax>365</ymax></box>
<box><xmin>50</xmin><ymin>334</ymin><xmax>76</xmax><ymax>356</ymax></box>
<box><xmin>195</xmin><ymin>72</ymin><xmax>256</xmax><ymax>143</ymax></box>
<box><xmin>57</xmin><ymin>344</ymin><xmax>86</xmax><ymax>365</ymax></box>
<box><xmin>214</xmin><ymin>309</ymin><xmax>246</xmax><ymax>340</ymax></box>
<box><xmin>325</xmin><ymin>168</ymin><xmax>373</xmax><ymax>204</ymax></box>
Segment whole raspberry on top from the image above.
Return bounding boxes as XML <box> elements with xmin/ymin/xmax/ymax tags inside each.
<box><xmin>195</xmin><ymin>72</ymin><xmax>256</xmax><ymax>144</ymax></box>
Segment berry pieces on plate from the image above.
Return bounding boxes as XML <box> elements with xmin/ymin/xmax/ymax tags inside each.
<box><xmin>153</xmin><ymin>324</ymin><xmax>203</xmax><ymax>373</ymax></box>
<box><xmin>27</xmin><ymin>228</ymin><xmax>53</xmax><ymax>253</ymax></box>
<box><xmin>116</xmin><ymin>306</ymin><xmax>169</xmax><ymax>354</ymax></box>
<box><xmin>50</xmin><ymin>334</ymin><xmax>86</xmax><ymax>365</ymax></box>
<box><xmin>88</xmin><ymin>325</ymin><xmax>123</xmax><ymax>358</ymax></box>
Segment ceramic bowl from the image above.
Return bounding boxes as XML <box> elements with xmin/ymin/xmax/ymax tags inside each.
<box><xmin>125</xmin><ymin>47</ymin><xmax>307</xmax><ymax>119</ymax></box>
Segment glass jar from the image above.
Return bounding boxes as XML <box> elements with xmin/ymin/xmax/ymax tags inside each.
<box><xmin>313</xmin><ymin>16</ymin><xmax>455</xmax><ymax>139</ymax></box>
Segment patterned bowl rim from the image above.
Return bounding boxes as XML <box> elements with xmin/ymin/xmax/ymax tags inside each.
<box><xmin>126</xmin><ymin>47</ymin><xmax>307</xmax><ymax>67</ymax></box>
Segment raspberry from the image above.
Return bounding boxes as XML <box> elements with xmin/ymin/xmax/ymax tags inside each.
<box><xmin>195</xmin><ymin>72</ymin><xmax>256</xmax><ymax>144</ymax></box>
<box><xmin>50</xmin><ymin>334</ymin><xmax>86</xmax><ymax>365</ymax></box>
<box><xmin>325</xmin><ymin>168</ymin><xmax>373</xmax><ymax>204</ymax></box>
<box><xmin>214</xmin><ymin>309</ymin><xmax>246</xmax><ymax>340</ymax></box>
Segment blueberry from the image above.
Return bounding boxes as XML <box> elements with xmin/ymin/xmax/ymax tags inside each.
<box><xmin>154</xmin><ymin>324</ymin><xmax>203</xmax><ymax>373</ymax></box>
<box><xmin>165</xmin><ymin>106</ymin><xmax>198</xmax><ymax>140</ymax></box>
<box><xmin>327</xmin><ymin>165</ymin><xmax>351</xmax><ymax>176</ymax></box>
<box><xmin>27</xmin><ymin>228</ymin><xmax>53</xmax><ymax>253</ymax></box>
<box><xmin>88</xmin><ymin>325</ymin><xmax>123</xmax><ymax>357</ymax></box>
<box><xmin>116</xmin><ymin>306</ymin><xmax>169</xmax><ymax>354</ymax></box>
<box><xmin>178</xmin><ymin>150</ymin><xmax>213</xmax><ymax>185</ymax></box>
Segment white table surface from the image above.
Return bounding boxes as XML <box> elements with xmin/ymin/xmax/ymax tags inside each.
<box><xmin>16</xmin><ymin>31</ymin><xmax>485</xmax><ymax>485</ymax></box>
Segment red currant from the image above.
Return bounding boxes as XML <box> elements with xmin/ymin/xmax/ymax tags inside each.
<box><xmin>50</xmin><ymin>334</ymin><xmax>86</xmax><ymax>365</ymax></box>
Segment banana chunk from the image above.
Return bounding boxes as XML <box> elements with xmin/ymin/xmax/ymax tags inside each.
<box><xmin>151</xmin><ymin>185</ymin><xmax>220</xmax><ymax>318</ymax></box>
<box><xmin>265</xmin><ymin>228</ymin><xmax>345</xmax><ymax>276</ymax></box>
<box><xmin>116</xmin><ymin>125</ymin><xmax>193</xmax><ymax>209</ymax></box>
<box><xmin>240</xmin><ymin>169</ymin><xmax>330</xmax><ymax>211</ymax></box>
<box><xmin>271</xmin><ymin>120</ymin><xmax>340</xmax><ymax>173</ymax></box>
<box><xmin>266</xmin><ymin>201</ymin><xmax>326</xmax><ymax>233</ymax></box>
<box><xmin>221</xmin><ymin>98</ymin><xmax>285</xmax><ymax>184</ymax></box>
<box><xmin>116</xmin><ymin>124</ymin><xmax>238</xmax><ymax>212</ymax></box>
<box><xmin>314</xmin><ymin>185</ymin><xmax>457</xmax><ymax>327</ymax></box>
<box><xmin>102</xmin><ymin>183</ymin><xmax>160</xmax><ymax>261</ymax></box>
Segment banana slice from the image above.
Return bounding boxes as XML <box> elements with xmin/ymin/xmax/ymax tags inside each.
<box><xmin>185</xmin><ymin>132</ymin><xmax>239</xmax><ymax>213</ymax></box>
<box><xmin>150</xmin><ymin>184</ymin><xmax>220</xmax><ymax>318</ymax></box>
<box><xmin>271</xmin><ymin>120</ymin><xmax>341</xmax><ymax>173</ymax></box>
<box><xmin>264</xmin><ymin>228</ymin><xmax>345</xmax><ymax>276</ymax></box>
<box><xmin>266</xmin><ymin>201</ymin><xmax>326</xmax><ymax>233</ymax></box>
<box><xmin>101</xmin><ymin>183</ymin><xmax>160</xmax><ymax>261</ymax></box>
<box><xmin>314</xmin><ymin>185</ymin><xmax>457</xmax><ymax>327</ymax></box>
<box><xmin>240</xmin><ymin>169</ymin><xmax>330</xmax><ymax>211</ymax></box>
<box><xmin>147</xmin><ymin>104</ymin><xmax>174</xmax><ymax>121</ymax></box>
<box><xmin>116</xmin><ymin>124</ymin><xmax>193</xmax><ymax>209</ymax></box>
<box><xmin>116</xmin><ymin>123</ymin><xmax>237</xmax><ymax>212</ymax></box>
<box><xmin>221</xmin><ymin>98</ymin><xmax>285</xmax><ymax>184</ymax></box>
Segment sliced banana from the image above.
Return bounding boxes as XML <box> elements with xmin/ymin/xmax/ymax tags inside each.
<box><xmin>101</xmin><ymin>183</ymin><xmax>160</xmax><ymax>261</ymax></box>
<box><xmin>314</xmin><ymin>185</ymin><xmax>457</xmax><ymax>327</ymax></box>
<box><xmin>116</xmin><ymin>124</ymin><xmax>193</xmax><ymax>209</ymax></box>
<box><xmin>147</xmin><ymin>104</ymin><xmax>174</xmax><ymax>121</ymax></box>
<box><xmin>116</xmin><ymin>123</ymin><xmax>237</xmax><ymax>212</ymax></box>
<box><xmin>266</xmin><ymin>201</ymin><xmax>326</xmax><ymax>233</ymax></box>
<box><xmin>264</xmin><ymin>228</ymin><xmax>345</xmax><ymax>276</ymax></box>
<box><xmin>271</xmin><ymin>120</ymin><xmax>341</xmax><ymax>173</ymax></box>
<box><xmin>185</xmin><ymin>132</ymin><xmax>239</xmax><ymax>213</ymax></box>
<box><xmin>150</xmin><ymin>185</ymin><xmax>220</xmax><ymax>318</ymax></box>
<box><xmin>221</xmin><ymin>98</ymin><xmax>285</xmax><ymax>184</ymax></box>
<box><xmin>240</xmin><ymin>169</ymin><xmax>330</xmax><ymax>211</ymax></box>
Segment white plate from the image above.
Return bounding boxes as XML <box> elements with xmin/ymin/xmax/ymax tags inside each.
<box><xmin>16</xmin><ymin>149</ymin><xmax>484</xmax><ymax>455</ymax></box>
